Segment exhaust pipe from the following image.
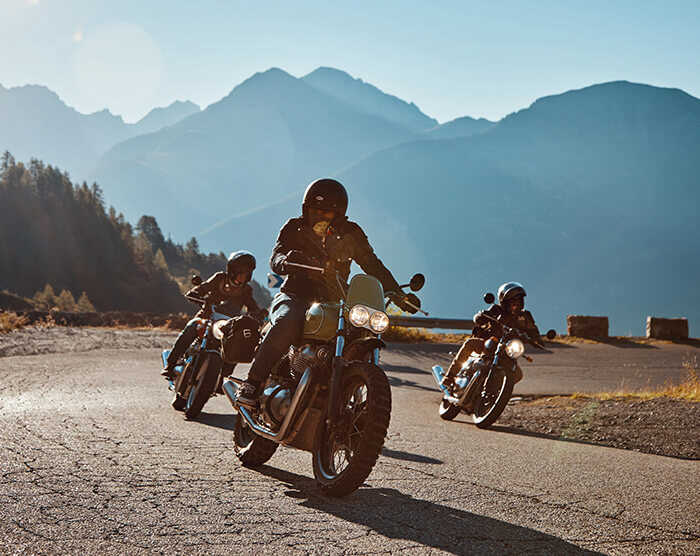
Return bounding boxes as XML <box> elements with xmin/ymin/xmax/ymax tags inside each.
<box><xmin>432</xmin><ymin>365</ymin><xmax>448</xmax><ymax>393</ymax></box>
<box><xmin>222</xmin><ymin>368</ymin><xmax>313</xmax><ymax>443</ymax></box>
<box><xmin>432</xmin><ymin>365</ymin><xmax>462</xmax><ymax>405</ymax></box>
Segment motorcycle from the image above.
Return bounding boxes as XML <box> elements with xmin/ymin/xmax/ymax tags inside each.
<box><xmin>161</xmin><ymin>275</ymin><xmax>263</xmax><ymax>419</ymax></box>
<box><xmin>222</xmin><ymin>262</ymin><xmax>426</xmax><ymax>497</ymax></box>
<box><xmin>431</xmin><ymin>292</ymin><xmax>556</xmax><ymax>429</ymax></box>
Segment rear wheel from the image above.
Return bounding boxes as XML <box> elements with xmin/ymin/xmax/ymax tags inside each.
<box><xmin>184</xmin><ymin>353</ymin><xmax>220</xmax><ymax>419</ymax></box>
<box><xmin>312</xmin><ymin>363</ymin><xmax>391</xmax><ymax>497</ymax></box>
<box><xmin>438</xmin><ymin>398</ymin><xmax>460</xmax><ymax>421</ymax></box>
<box><xmin>233</xmin><ymin>415</ymin><xmax>278</xmax><ymax>466</ymax></box>
<box><xmin>472</xmin><ymin>370</ymin><xmax>513</xmax><ymax>429</ymax></box>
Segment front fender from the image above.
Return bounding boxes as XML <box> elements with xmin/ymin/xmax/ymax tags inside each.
<box><xmin>344</xmin><ymin>337</ymin><xmax>386</xmax><ymax>361</ymax></box>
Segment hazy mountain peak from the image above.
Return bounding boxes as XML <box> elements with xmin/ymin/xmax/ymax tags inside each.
<box><xmin>301</xmin><ymin>66</ymin><xmax>437</xmax><ymax>132</ymax></box>
<box><xmin>133</xmin><ymin>100</ymin><xmax>200</xmax><ymax>134</ymax></box>
<box><xmin>422</xmin><ymin>115</ymin><xmax>494</xmax><ymax>139</ymax></box>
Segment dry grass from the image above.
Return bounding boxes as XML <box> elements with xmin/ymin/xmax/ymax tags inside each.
<box><xmin>383</xmin><ymin>325</ymin><xmax>468</xmax><ymax>343</ymax></box>
<box><xmin>0</xmin><ymin>311</ymin><xmax>29</xmax><ymax>333</ymax></box>
<box><xmin>572</xmin><ymin>358</ymin><xmax>700</xmax><ymax>402</ymax></box>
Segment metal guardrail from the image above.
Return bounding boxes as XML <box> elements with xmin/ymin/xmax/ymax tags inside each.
<box><xmin>389</xmin><ymin>316</ymin><xmax>474</xmax><ymax>330</ymax></box>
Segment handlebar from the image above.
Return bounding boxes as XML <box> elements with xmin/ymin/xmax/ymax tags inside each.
<box><xmin>479</xmin><ymin>312</ymin><xmax>544</xmax><ymax>349</ymax></box>
<box><xmin>284</xmin><ymin>260</ymin><xmax>428</xmax><ymax>315</ymax></box>
<box><xmin>283</xmin><ymin>261</ymin><xmax>326</xmax><ymax>273</ymax></box>
<box><xmin>386</xmin><ymin>291</ymin><xmax>429</xmax><ymax>316</ymax></box>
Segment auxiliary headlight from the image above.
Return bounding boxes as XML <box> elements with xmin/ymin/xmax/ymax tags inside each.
<box><xmin>505</xmin><ymin>339</ymin><xmax>525</xmax><ymax>359</ymax></box>
<box><xmin>212</xmin><ymin>320</ymin><xmax>227</xmax><ymax>340</ymax></box>
<box><xmin>349</xmin><ymin>305</ymin><xmax>370</xmax><ymax>327</ymax></box>
<box><xmin>369</xmin><ymin>311</ymin><xmax>390</xmax><ymax>334</ymax></box>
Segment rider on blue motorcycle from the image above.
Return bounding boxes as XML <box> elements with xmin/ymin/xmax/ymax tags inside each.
<box><xmin>441</xmin><ymin>282</ymin><xmax>541</xmax><ymax>388</ymax></box>
<box><xmin>161</xmin><ymin>251</ymin><xmax>262</xmax><ymax>379</ymax></box>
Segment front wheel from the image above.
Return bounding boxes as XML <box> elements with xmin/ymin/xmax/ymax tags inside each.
<box><xmin>472</xmin><ymin>370</ymin><xmax>513</xmax><ymax>429</ymax></box>
<box><xmin>438</xmin><ymin>397</ymin><xmax>461</xmax><ymax>421</ymax></box>
<box><xmin>184</xmin><ymin>353</ymin><xmax>220</xmax><ymax>419</ymax></box>
<box><xmin>312</xmin><ymin>362</ymin><xmax>391</xmax><ymax>497</ymax></box>
<box><xmin>233</xmin><ymin>415</ymin><xmax>279</xmax><ymax>466</ymax></box>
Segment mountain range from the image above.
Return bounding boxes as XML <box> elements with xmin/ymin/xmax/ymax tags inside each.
<box><xmin>0</xmin><ymin>84</ymin><xmax>199</xmax><ymax>173</ymax></box>
<box><xmin>1</xmin><ymin>69</ymin><xmax>698</xmax><ymax>335</ymax></box>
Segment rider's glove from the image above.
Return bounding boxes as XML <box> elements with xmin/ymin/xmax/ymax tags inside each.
<box><xmin>473</xmin><ymin>310</ymin><xmax>487</xmax><ymax>325</ymax></box>
<box><xmin>396</xmin><ymin>293</ymin><xmax>421</xmax><ymax>314</ymax></box>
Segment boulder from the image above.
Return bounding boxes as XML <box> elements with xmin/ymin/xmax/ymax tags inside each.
<box><xmin>567</xmin><ymin>315</ymin><xmax>609</xmax><ymax>339</ymax></box>
<box><xmin>646</xmin><ymin>317</ymin><xmax>688</xmax><ymax>340</ymax></box>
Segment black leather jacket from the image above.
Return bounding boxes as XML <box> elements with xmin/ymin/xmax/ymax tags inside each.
<box><xmin>473</xmin><ymin>305</ymin><xmax>541</xmax><ymax>344</ymax></box>
<box><xmin>270</xmin><ymin>216</ymin><xmax>403</xmax><ymax>303</ymax></box>
<box><xmin>188</xmin><ymin>272</ymin><xmax>261</xmax><ymax>317</ymax></box>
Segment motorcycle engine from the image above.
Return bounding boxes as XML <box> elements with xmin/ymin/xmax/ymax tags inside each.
<box><xmin>260</xmin><ymin>384</ymin><xmax>292</xmax><ymax>427</ymax></box>
<box><xmin>288</xmin><ymin>343</ymin><xmax>331</xmax><ymax>382</ymax></box>
<box><xmin>261</xmin><ymin>344</ymin><xmax>330</xmax><ymax>428</ymax></box>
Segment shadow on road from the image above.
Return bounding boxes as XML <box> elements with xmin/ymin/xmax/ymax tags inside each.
<box><xmin>256</xmin><ymin>466</ymin><xmax>601</xmax><ymax>555</ymax></box>
<box><xmin>387</xmin><ymin>375</ymin><xmax>435</xmax><ymax>392</ymax></box>
<box><xmin>381</xmin><ymin>447</ymin><xmax>443</xmax><ymax>465</ymax></box>
<box><xmin>191</xmin><ymin>411</ymin><xmax>236</xmax><ymax>431</ymax></box>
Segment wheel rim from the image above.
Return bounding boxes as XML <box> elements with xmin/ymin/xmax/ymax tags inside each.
<box><xmin>474</xmin><ymin>372</ymin><xmax>507</xmax><ymax>419</ymax></box>
<box><xmin>237</xmin><ymin>416</ymin><xmax>255</xmax><ymax>448</ymax></box>
<box><xmin>186</xmin><ymin>359</ymin><xmax>207</xmax><ymax>408</ymax></box>
<box><xmin>320</xmin><ymin>376</ymin><xmax>369</xmax><ymax>478</ymax></box>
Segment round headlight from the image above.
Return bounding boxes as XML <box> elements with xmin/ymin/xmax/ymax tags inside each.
<box><xmin>212</xmin><ymin>320</ymin><xmax>227</xmax><ymax>340</ymax></box>
<box><xmin>349</xmin><ymin>305</ymin><xmax>370</xmax><ymax>327</ymax></box>
<box><xmin>505</xmin><ymin>339</ymin><xmax>525</xmax><ymax>359</ymax></box>
<box><xmin>369</xmin><ymin>311</ymin><xmax>390</xmax><ymax>334</ymax></box>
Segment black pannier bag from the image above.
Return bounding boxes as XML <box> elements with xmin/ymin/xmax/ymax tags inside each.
<box><xmin>220</xmin><ymin>315</ymin><xmax>261</xmax><ymax>363</ymax></box>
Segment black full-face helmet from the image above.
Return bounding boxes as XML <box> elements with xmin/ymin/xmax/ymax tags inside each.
<box><xmin>497</xmin><ymin>282</ymin><xmax>527</xmax><ymax>314</ymax></box>
<box><xmin>227</xmin><ymin>251</ymin><xmax>256</xmax><ymax>284</ymax></box>
<box><xmin>302</xmin><ymin>178</ymin><xmax>348</xmax><ymax>225</ymax></box>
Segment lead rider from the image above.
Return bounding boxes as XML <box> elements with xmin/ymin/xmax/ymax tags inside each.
<box><xmin>236</xmin><ymin>178</ymin><xmax>420</xmax><ymax>407</ymax></box>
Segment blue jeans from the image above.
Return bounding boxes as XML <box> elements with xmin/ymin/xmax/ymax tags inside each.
<box><xmin>166</xmin><ymin>318</ymin><xmax>199</xmax><ymax>370</ymax></box>
<box><xmin>246</xmin><ymin>293</ymin><xmax>309</xmax><ymax>383</ymax></box>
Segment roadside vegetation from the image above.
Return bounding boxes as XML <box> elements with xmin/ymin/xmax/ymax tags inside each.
<box><xmin>0</xmin><ymin>311</ymin><xmax>29</xmax><ymax>333</ymax></box>
<box><xmin>571</xmin><ymin>359</ymin><xmax>699</xmax><ymax>402</ymax></box>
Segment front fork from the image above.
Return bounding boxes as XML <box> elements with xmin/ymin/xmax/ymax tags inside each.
<box><xmin>325</xmin><ymin>303</ymin><xmax>382</xmax><ymax>429</ymax></box>
<box><xmin>326</xmin><ymin>300</ymin><xmax>346</xmax><ymax>429</ymax></box>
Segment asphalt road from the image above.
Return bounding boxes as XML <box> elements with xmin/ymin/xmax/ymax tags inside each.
<box><xmin>1</xmin><ymin>340</ymin><xmax>698</xmax><ymax>554</ymax></box>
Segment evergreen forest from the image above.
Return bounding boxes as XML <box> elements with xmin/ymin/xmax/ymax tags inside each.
<box><xmin>0</xmin><ymin>152</ymin><xmax>270</xmax><ymax>313</ymax></box>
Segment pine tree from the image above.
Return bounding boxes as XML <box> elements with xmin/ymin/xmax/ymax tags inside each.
<box><xmin>154</xmin><ymin>248</ymin><xmax>169</xmax><ymax>274</ymax></box>
<box><xmin>77</xmin><ymin>292</ymin><xmax>96</xmax><ymax>312</ymax></box>
<box><xmin>56</xmin><ymin>290</ymin><xmax>77</xmax><ymax>312</ymax></box>
<box><xmin>33</xmin><ymin>284</ymin><xmax>57</xmax><ymax>311</ymax></box>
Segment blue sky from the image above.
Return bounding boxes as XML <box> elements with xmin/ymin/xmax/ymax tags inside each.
<box><xmin>1</xmin><ymin>0</ymin><xmax>698</xmax><ymax>123</ymax></box>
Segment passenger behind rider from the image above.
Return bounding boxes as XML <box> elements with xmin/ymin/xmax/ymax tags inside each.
<box><xmin>440</xmin><ymin>282</ymin><xmax>542</xmax><ymax>388</ymax></box>
<box><xmin>235</xmin><ymin>178</ymin><xmax>420</xmax><ymax>407</ymax></box>
<box><xmin>161</xmin><ymin>251</ymin><xmax>262</xmax><ymax>379</ymax></box>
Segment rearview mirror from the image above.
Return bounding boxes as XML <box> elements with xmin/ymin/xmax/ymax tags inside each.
<box><xmin>546</xmin><ymin>329</ymin><xmax>557</xmax><ymax>340</ymax></box>
<box><xmin>191</xmin><ymin>274</ymin><xmax>202</xmax><ymax>286</ymax></box>
<box><xmin>409</xmin><ymin>273</ymin><xmax>425</xmax><ymax>292</ymax></box>
<box><xmin>483</xmin><ymin>292</ymin><xmax>495</xmax><ymax>304</ymax></box>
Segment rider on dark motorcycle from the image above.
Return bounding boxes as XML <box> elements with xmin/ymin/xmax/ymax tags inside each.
<box><xmin>441</xmin><ymin>282</ymin><xmax>541</xmax><ymax>388</ymax></box>
<box><xmin>161</xmin><ymin>251</ymin><xmax>262</xmax><ymax>379</ymax></box>
<box><xmin>235</xmin><ymin>178</ymin><xmax>421</xmax><ymax>407</ymax></box>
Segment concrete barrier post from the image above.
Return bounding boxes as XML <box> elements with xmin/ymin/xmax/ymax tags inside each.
<box><xmin>567</xmin><ymin>315</ymin><xmax>609</xmax><ymax>339</ymax></box>
<box><xmin>646</xmin><ymin>317</ymin><xmax>688</xmax><ymax>340</ymax></box>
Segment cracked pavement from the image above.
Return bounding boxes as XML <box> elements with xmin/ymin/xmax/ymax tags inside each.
<box><xmin>1</xmin><ymin>334</ymin><xmax>698</xmax><ymax>554</ymax></box>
